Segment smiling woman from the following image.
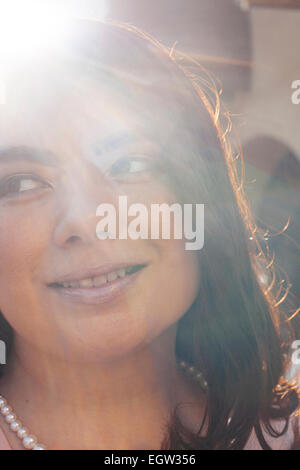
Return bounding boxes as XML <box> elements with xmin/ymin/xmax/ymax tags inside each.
<box><xmin>0</xmin><ymin>18</ymin><xmax>298</xmax><ymax>450</ymax></box>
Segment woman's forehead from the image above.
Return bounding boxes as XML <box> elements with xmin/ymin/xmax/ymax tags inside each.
<box><xmin>0</xmin><ymin>65</ymin><xmax>177</xmax><ymax>153</ymax></box>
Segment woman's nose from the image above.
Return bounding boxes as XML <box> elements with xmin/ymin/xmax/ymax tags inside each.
<box><xmin>53</xmin><ymin>166</ymin><xmax>118</xmax><ymax>248</ymax></box>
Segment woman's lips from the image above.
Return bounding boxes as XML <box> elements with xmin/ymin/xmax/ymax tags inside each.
<box><xmin>48</xmin><ymin>264</ymin><xmax>146</xmax><ymax>306</ymax></box>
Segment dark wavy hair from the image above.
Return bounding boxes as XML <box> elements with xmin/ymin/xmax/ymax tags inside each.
<box><xmin>0</xmin><ymin>18</ymin><xmax>299</xmax><ymax>450</ymax></box>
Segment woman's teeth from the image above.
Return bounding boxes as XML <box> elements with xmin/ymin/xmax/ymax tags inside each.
<box><xmin>59</xmin><ymin>266</ymin><xmax>139</xmax><ymax>289</ymax></box>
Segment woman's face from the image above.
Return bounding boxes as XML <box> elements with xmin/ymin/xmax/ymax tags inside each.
<box><xmin>0</xmin><ymin>63</ymin><xmax>201</xmax><ymax>363</ymax></box>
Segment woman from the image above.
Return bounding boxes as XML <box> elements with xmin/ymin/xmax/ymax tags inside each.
<box><xmin>0</xmin><ymin>18</ymin><xmax>298</xmax><ymax>450</ymax></box>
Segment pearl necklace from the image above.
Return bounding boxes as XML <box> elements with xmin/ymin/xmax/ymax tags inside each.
<box><xmin>0</xmin><ymin>360</ymin><xmax>207</xmax><ymax>450</ymax></box>
<box><xmin>0</xmin><ymin>396</ymin><xmax>46</xmax><ymax>450</ymax></box>
<box><xmin>178</xmin><ymin>360</ymin><xmax>208</xmax><ymax>392</ymax></box>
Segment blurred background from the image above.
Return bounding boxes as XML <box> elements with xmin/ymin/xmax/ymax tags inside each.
<box><xmin>1</xmin><ymin>0</ymin><xmax>299</xmax><ymax>334</ymax></box>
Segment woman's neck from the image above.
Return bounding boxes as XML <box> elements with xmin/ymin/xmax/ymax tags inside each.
<box><xmin>0</xmin><ymin>325</ymin><xmax>204</xmax><ymax>450</ymax></box>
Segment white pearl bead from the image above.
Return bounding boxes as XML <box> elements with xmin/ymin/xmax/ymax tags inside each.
<box><xmin>1</xmin><ymin>405</ymin><xmax>12</xmax><ymax>416</ymax></box>
<box><xmin>10</xmin><ymin>420</ymin><xmax>22</xmax><ymax>432</ymax></box>
<box><xmin>23</xmin><ymin>435</ymin><xmax>37</xmax><ymax>450</ymax></box>
<box><xmin>0</xmin><ymin>394</ymin><xmax>46</xmax><ymax>448</ymax></box>
<box><xmin>5</xmin><ymin>412</ymin><xmax>16</xmax><ymax>424</ymax></box>
<box><xmin>33</xmin><ymin>443</ymin><xmax>46</xmax><ymax>450</ymax></box>
<box><xmin>0</xmin><ymin>397</ymin><xmax>7</xmax><ymax>407</ymax></box>
<box><xmin>17</xmin><ymin>427</ymin><xmax>28</xmax><ymax>439</ymax></box>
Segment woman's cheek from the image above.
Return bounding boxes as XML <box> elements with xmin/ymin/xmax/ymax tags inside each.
<box><xmin>0</xmin><ymin>206</ymin><xmax>53</xmax><ymax>310</ymax></box>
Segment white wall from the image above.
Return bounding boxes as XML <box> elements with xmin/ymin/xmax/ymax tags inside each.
<box><xmin>238</xmin><ymin>8</ymin><xmax>300</xmax><ymax>160</ymax></box>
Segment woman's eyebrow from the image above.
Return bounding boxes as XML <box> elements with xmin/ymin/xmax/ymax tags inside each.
<box><xmin>0</xmin><ymin>146</ymin><xmax>58</xmax><ymax>166</ymax></box>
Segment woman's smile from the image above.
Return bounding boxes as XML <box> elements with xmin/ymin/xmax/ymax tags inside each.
<box><xmin>47</xmin><ymin>262</ymin><xmax>148</xmax><ymax>306</ymax></box>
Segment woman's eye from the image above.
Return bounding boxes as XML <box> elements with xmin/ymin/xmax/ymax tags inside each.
<box><xmin>0</xmin><ymin>174</ymin><xmax>50</xmax><ymax>198</ymax></box>
<box><xmin>109</xmin><ymin>157</ymin><xmax>153</xmax><ymax>179</ymax></box>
